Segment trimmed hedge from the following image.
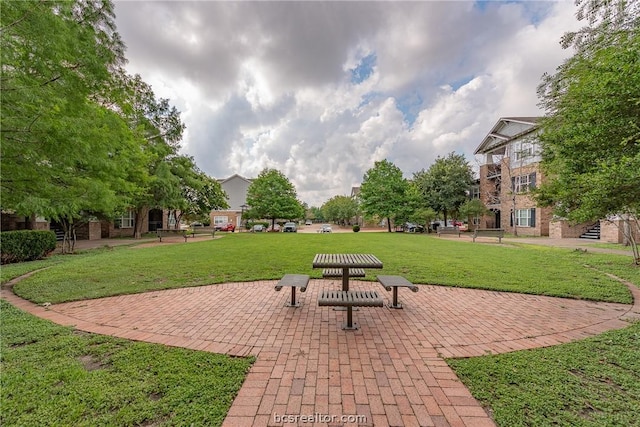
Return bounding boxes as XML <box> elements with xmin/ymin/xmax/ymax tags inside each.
<box><xmin>0</xmin><ymin>230</ymin><xmax>57</xmax><ymax>264</ymax></box>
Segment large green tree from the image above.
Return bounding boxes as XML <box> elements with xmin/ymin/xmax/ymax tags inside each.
<box><xmin>359</xmin><ymin>160</ymin><xmax>409</xmax><ymax>232</ymax></box>
<box><xmin>166</xmin><ymin>156</ymin><xmax>228</xmax><ymax>226</ymax></box>
<box><xmin>245</xmin><ymin>168</ymin><xmax>304</xmax><ymax>228</ymax></box>
<box><xmin>413</xmin><ymin>152</ymin><xmax>474</xmax><ymax>225</ymax></box>
<box><xmin>114</xmin><ymin>74</ymin><xmax>190</xmax><ymax>238</ymax></box>
<box><xmin>536</xmin><ymin>0</ymin><xmax>640</xmax><ymax>263</ymax></box>
<box><xmin>321</xmin><ymin>195</ymin><xmax>358</xmax><ymax>225</ymax></box>
<box><xmin>0</xmin><ymin>0</ymin><xmax>143</xmax><ymax>252</ymax></box>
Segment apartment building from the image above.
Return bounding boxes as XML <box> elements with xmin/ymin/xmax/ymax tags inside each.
<box><xmin>474</xmin><ymin>117</ymin><xmax>553</xmax><ymax>236</ymax></box>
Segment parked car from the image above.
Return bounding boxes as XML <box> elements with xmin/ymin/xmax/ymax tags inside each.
<box><xmin>267</xmin><ymin>224</ymin><xmax>281</xmax><ymax>232</ymax></box>
<box><xmin>405</xmin><ymin>223</ymin><xmax>424</xmax><ymax>233</ymax></box>
<box><xmin>305</xmin><ymin>219</ymin><xmax>313</xmax><ymax>226</ymax></box>
<box><xmin>190</xmin><ymin>222</ymin><xmax>204</xmax><ymax>228</ymax></box>
<box><xmin>283</xmin><ymin>222</ymin><xmax>297</xmax><ymax>232</ymax></box>
<box><xmin>319</xmin><ymin>224</ymin><xmax>332</xmax><ymax>233</ymax></box>
<box><xmin>214</xmin><ymin>223</ymin><xmax>235</xmax><ymax>232</ymax></box>
<box><xmin>252</xmin><ymin>224</ymin><xmax>264</xmax><ymax>232</ymax></box>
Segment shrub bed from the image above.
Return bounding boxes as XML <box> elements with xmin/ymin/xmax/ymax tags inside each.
<box><xmin>0</xmin><ymin>230</ymin><xmax>57</xmax><ymax>264</ymax></box>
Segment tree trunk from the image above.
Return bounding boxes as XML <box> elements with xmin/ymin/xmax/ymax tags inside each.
<box><xmin>387</xmin><ymin>217</ymin><xmax>392</xmax><ymax>232</ymax></box>
<box><xmin>133</xmin><ymin>207</ymin><xmax>147</xmax><ymax>239</ymax></box>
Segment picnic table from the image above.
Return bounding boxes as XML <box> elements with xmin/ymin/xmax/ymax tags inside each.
<box><xmin>312</xmin><ymin>253</ymin><xmax>383</xmax><ymax>291</ymax></box>
<box><xmin>313</xmin><ymin>253</ymin><xmax>384</xmax><ymax>330</ymax></box>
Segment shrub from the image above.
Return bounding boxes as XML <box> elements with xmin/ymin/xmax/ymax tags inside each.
<box><xmin>0</xmin><ymin>230</ymin><xmax>57</xmax><ymax>264</ymax></box>
<box><xmin>352</xmin><ymin>225</ymin><xmax>360</xmax><ymax>232</ymax></box>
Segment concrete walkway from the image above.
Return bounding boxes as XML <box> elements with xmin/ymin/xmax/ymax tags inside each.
<box><xmin>3</xmin><ymin>270</ymin><xmax>639</xmax><ymax>426</ymax></box>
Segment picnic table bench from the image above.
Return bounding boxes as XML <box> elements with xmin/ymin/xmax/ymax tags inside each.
<box><xmin>322</xmin><ymin>268</ymin><xmax>366</xmax><ymax>278</ymax></box>
<box><xmin>274</xmin><ymin>274</ymin><xmax>310</xmax><ymax>307</ymax></box>
<box><xmin>156</xmin><ymin>228</ymin><xmax>193</xmax><ymax>242</ymax></box>
<box><xmin>472</xmin><ymin>228</ymin><xmax>505</xmax><ymax>243</ymax></box>
<box><xmin>437</xmin><ymin>226</ymin><xmax>461</xmax><ymax>237</ymax></box>
<box><xmin>318</xmin><ymin>290</ymin><xmax>383</xmax><ymax>329</ymax></box>
<box><xmin>377</xmin><ymin>275</ymin><xmax>418</xmax><ymax>309</ymax></box>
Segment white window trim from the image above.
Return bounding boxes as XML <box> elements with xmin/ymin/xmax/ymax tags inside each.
<box><xmin>514</xmin><ymin>175</ymin><xmax>531</xmax><ymax>193</ymax></box>
<box><xmin>214</xmin><ymin>216</ymin><xmax>228</xmax><ymax>225</ymax></box>
<box><xmin>515</xmin><ymin>209</ymin><xmax>531</xmax><ymax>227</ymax></box>
<box><xmin>119</xmin><ymin>210</ymin><xmax>134</xmax><ymax>228</ymax></box>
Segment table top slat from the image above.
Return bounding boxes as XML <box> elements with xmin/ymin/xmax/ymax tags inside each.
<box><xmin>312</xmin><ymin>253</ymin><xmax>383</xmax><ymax>268</ymax></box>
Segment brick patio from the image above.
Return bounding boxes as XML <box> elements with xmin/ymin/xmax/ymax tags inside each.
<box><xmin>3</xmin><ymin>277</ymin><xmax>639</xmax><ymax>427</ymax></box>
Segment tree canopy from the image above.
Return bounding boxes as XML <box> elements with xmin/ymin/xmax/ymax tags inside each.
<box><xmin>413</xmin><ymin>152</ymin><xmax>475</xmax><ymax>224</ymax></box>
<box><xmin>0</xmin><ymin>0</ymin><xmax>223</xmax><ymax>250</ymax></box>
<box><xmin>536</xmin><ymin>0</ymin><xmax>640</xmax><ymax>262</ymax></box>
<box><xmin>321</xmin><ymin>195</ymin><xmax>358</xmax><ymax>225</ymax></box>
<box><xmin>245</xmin><ymin>168</ymin><xmax>304</xmax><ymax>227</ymax></box>
<box><xmin>358</xmin><ymin>160</ymin><xmax>409</xmax><ymax>232</ymax></box>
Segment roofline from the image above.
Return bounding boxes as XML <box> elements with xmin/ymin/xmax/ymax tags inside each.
<box><xmin>474</xmin><ymin>117</ymin><xmax>541</xmax><ymax>155</ymax></box>
<box><xmin>218</xmin><ymin>174</ymin><xmax>253</xmax><ymax>184</ymax></box>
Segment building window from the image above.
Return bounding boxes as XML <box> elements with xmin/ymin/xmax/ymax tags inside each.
<box><xmin>471</xmin><ymin>187</ymin><xmax>480</xmax><ymax>199</ymax></box>
<box><xmin>515</xmin><ymin>208</ymin><xmax>536</xmax><ymax>227</ymax></box>
<box><xmin>472</xmin><ymin>216</ymin><xmax>480</xmax><ymax>225</ymax></box>
<box><xmin>512</xmin><ymin>173</ymin><xmax>536</xmax><ymax>193</ymax></box>
<box><xmin>511</xmin><ymin>139</ymin><xmax>540</xmax><ymax>166</ymax></box>
<box><xmin>116</xmin><ymin>210</ymin><xmax>134</xmax><ymax>229</ymax></box>
<box><xmin>214</xmin><ymin>216</ymin><xmax>228</xmax><ymax>225</ymax></box>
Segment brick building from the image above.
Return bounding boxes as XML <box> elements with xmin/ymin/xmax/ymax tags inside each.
<box><xmin>474</xmin><ymin>117</ymin><xmax>552</xmax><ymax>236</ymax></box>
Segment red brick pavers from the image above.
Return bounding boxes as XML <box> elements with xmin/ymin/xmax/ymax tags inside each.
<box><xmin>3</xmin><ymin>279</ymin><xmax>639</xmax><ymax>427</ymax></box>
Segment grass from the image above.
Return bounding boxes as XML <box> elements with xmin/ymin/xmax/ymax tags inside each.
<box><xmin>2</xmin><ymin>232</ymin><xmax>639</xmax><ymax>426</ymax></box>
<box><xmin>6</xmin><ymin>233</ymin><xmax>638</xmax><ymax>304</ymax></box>
<box><xmin>0</xmin><ymin>300</ymin><xmax>253</xmax><ymax>427</ymax></box>
<box><xmin>448</xmin><ymin>322</ymin><xmax>640</xmax><ymax>426</ymax></box>
<box><xmin>588</xmin><ymin>242</ymin><xmax>634</xmax><ymax>252</ymax></box>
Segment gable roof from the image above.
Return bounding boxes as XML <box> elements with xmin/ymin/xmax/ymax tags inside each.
<box><xmin>474</xmin><ymin>117</ymin><xmax>541</xmax><ymax>155</ymax></box>
<box><xmin>218</xmin><ymin>174</ymin><xmax>253</xmax><ymax>185</ymax></box>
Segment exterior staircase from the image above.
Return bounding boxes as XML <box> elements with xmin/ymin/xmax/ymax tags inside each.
<box><xmin>50</xmin><ymin>225</ymin><xmax>65</xmax><ymax>241</ymax></box>
<box><xmin>579</xmin><ymin>221</ymin><xmax>601</xmax><ymax>240</ymax></box>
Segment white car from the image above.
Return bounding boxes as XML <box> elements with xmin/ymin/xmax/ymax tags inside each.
<box><xmin>319</xmin><ymin>224</ymin><xmax>332</xmax><ymax>233</ymax></box>
<box><xmin>305</xmin><ymin>220</ymin><xmax>312</xmax><ymax>225</ymax></box>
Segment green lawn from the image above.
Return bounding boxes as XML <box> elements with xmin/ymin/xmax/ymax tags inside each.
<box><xmin>449</xmin><ymin>322</ymin><xmax>640</xmax><ymax>427</ymax></box>
<box><xmin>0</xmin><ymin>300</ymin><xmax>252</xmax><ymax>427</ymax></box>
<box><xmin>2</xmin><ymin>232</ymin><xmax>639</xmax><ymax>427</ymax></box>
<box><xmin>6</xmin><ymin>233</ymin><xmax>637</xmax><ymax>304</ymax></box>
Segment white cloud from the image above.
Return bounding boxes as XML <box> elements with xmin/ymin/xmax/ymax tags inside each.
<box><xmin>114</xmin><ymin>1</ymin><xmax>580</xmax><ymax>207</ymax></box>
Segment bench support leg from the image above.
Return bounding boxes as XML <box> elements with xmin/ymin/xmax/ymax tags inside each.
<box><xmin>285</xmin><ymin>287</ymin><xmax>300</xmax><ymax>307</ymax></box>
<box><xmin>342</xmin><ymin>307</ymin><xmax>359</xmax><ymax>330</ymax></box>
<box><xmin>334</xmin><ymin>269</ymin><xmax>358</xmax><ymax>311</ymax></box>
<box><xmin>388</xmin><ymin>286</ymin><xmax>403</xmax><ymax>309</ymax></box>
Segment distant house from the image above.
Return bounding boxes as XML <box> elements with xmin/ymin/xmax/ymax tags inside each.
<box><xmin>210</xmin><ymin>174</ymin><xmax>252</xmax><ymax>229</ymax></box>
<box><xmin>474</xmin><ymin>117</ymin><xmax>553</xmax><ymax>237</ymax></box>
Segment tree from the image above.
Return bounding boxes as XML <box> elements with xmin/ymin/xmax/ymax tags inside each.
<box><xmin>413</xmin><ymin>152</ymin><xmax>475</xmax><ymax>225</ymax></box>
<box><xmin>321</xmin><ymin>195</ymin><xmax>358</xmax><ymax>225</ymax></box>
<box><xmin>536</xmin><ymin>0</ymin><xmax>640</xmax><ymax>263</ymax></box>
<box><xmin>359</xmin><ymin>160</ymin><xmax>410</xmax><ymax>232</ymax></box>
<box><xmin>165</xmin><ymin>156</ymin><xmax>229</xmax><ymax>227</ymax></box>
<box><xmin>116</xmin><ymin>75</ymin><xmax>188</xmax><ymax>238</ymax></box>
<box><xmin>245</xmin><ymin>169</ymin><xmax>304</xmax><ymax>228</ymax></box>
<box><xmin>0</xmin><ymin>0</ymin><xmax>143</xmax><ymax>252</ymax></box>
<box><xmin>459</xmin><ymin>199</ymin><xmax>489</xmax><ymax>231</ymax></box>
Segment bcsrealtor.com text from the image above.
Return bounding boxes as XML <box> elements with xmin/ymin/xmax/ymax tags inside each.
<box><xmin>273</xmin><ymin>413</ymin><xmax>367</xmax><ymax>424</ymax></box>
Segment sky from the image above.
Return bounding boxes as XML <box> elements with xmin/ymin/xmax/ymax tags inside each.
<box><xmin>113</xmin><ymin>0</ymin><xmax>581</xmax><ymax>207</ymax></box>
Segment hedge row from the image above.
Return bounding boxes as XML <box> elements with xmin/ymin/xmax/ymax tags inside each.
<box><xmin>0</xmin><ymin>230</ymin><xmax>57</xmax><ymax>264</ymax></box>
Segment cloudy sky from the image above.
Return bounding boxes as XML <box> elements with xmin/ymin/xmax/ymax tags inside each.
<box><xmin>113</xmin><ymin>0</ymin><xmax>580</xmax><ymax>207</ymax></box>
